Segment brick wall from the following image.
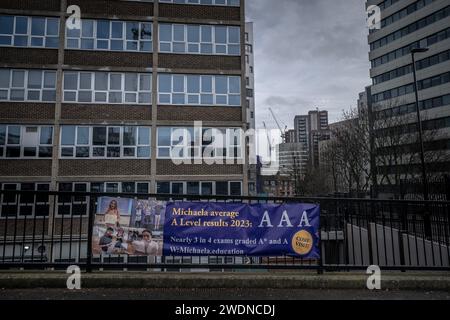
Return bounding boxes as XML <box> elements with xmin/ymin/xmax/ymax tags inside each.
<box><xmin>0</xmin><ymin>103</ymin><xmax>55</xmax><ymax>121</ymax></box>
<box><xmin>0</xmin><ymin>48</ymin><xmax>58</xmax><ymax>66</ymax></box>
<box><xmin>157</xmin><ymin>160</ymin><xmax>243</xmax><ymax>175</ymax></box>
<box><xmin>0</xmin><ymin>219</ymin><xmax>48</xmax><ymax>237</ymax></box>
<box><xmin>67</xmin><ymin>0</ymin><xmax>153</xmax><ymax>17</ymax></box>
<box><xmin>61</xmin><ymin>104</ymin><xmax>152</xmax><ymax>121</ymax></box>
<box><xmin>159</xmin><ymin>54</ymin><xmax>241</xmax><ymax>72</ymax></box>
<box><xmin>59</xmin><ymin>159</ymin><xmax>151</xmax><ymax>176</ymax></box>
<box><xmin>64</xmin><ymin>51</ymin><xmax>153</xmax><ymax>68</ymax></box>
<box><xmin>158</xmin><ymin>105</ymin><xmax>241</xmax><ymax>122</ymax></box>
<box><xmin>159</xmin><ymin>3</ymin><xmax>240</xmax><ymax>21</ymax></box>
<box><xmin>0</xmin><ymin>160</ymin><xmax>52</xmax><ymax>176</ymax></box>
<box><xmin>0</xmin><ymin>0</ymin><xmax>60</xmax><ymax>12</ymax></box>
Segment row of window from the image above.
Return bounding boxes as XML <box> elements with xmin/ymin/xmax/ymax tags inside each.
<box><xmin>0</xmin><ymin>125</ymin><xmax>243</xmax><ymax>160</ymax></box>
<box><xmin>156</xmin><ymin>181</ymin><xmax>242</xmax><ymax>196</ymax></box>
<box><xmin>158</xmin><ymin>74</ymin><xmax>241</xmax><ymax>106</ymax></box>
<box><xmin>373</xmin><ymin>49</ymin><xmax>450</xmax><ymax>85</ymax></box>
<box><xmin>0</xmin><ymin>69</ymin><xmax>56</xmax><ymax>102</ymax></box>
<box><xmin>61</xmin><ymin>126</ymin><xmax>151</xmax><ymax>159</ymax></box>
<box><xmin>371</xmin><ymin>27</ymin><xmax>450</xmax><ymax>68</ymax></box>
<box><xmin>0</xmin><ymin>125</ymin><xmax>53</xmax><ymax>159</ymax></box>
<box><xmin>159</xmin><ymin>24</ymin><xmax>240</xmax><ymax>55</ymax></box>
<box><xmin>0</xmin><ymin>69</ymin><xmax>242</xmax><ymax>106</ymax></box>
<box><xmin>372</xmin><ymin>71</ymin><xmax>450</xmax><ymax>103</ymax></box>
<box><xmin>376</xmin><ymin>116</ymin><xmax>450</xmax><ymax>137</ymax></box>
<box><xmin>375</xmin><ymin>94</ymin><xmax>450</xmax><ymax>120</ymax></box>
<box><xmin>370</xmin><ymin>0</ymin><xmax>436</xmax><ymax>34</ymax></box>
<box><xmin>370</xmin><ymin>5</ymin><xmax>450</xmax><ymax>50</ymax></box>
<box><xmin>159</xmin><ymin>0</ymin><xmax>240</xmax><ymax>6</ymax></box>
<box><xmin>63</xmin><ymin>72</ymin><xmax>152</xmax><ymax>104</ymax></box>
<box><xmin>0</xmin><ymin>16</ymin><xmax>59</xmax><ymax>49</ymax></box>
<box><xmin>67</xmin><ymin>20</ymin><xmax>152</xmax><ymax>52</ymax></box>
<box><xmin>377</xmin><ymin>0</ymin><xmax>401</xmax><ymax>11</ymax></box>
<box><xmin>0</xmin><ymin>180</ymin><xmax>243</xmax><ymax>217</ymax></box>
<box><xmin>157</xmin><ymin>127</ymin><xmax>242</xmax><ymax>159</ymax></box>
<box><xmin>0</xmin><ymin>15</ymin><xmax>241</xmax><ymax>56</ymax></box>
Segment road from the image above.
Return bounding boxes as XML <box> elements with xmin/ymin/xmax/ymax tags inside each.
<box><xmin>1</xmin><ymin>288</ymin><xmax>449</xmax><ymax>300</ymax></box>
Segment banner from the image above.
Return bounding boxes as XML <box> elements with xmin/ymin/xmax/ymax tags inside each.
<box><xmin>163</xmin><ymin>202</ymin><xmax>320</xmax><ymax>258</ymax></box>
<box><xmin>92</xmin><ymin>197</ymin><xmax>320</xmax><ymax>259</ymax></box>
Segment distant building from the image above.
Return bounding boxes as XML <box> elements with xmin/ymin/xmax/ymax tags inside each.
<box><xmin>285</xmin><ymin>129</ymin><xmax>296</xmax><ymax>143</ymax></box>
<box><xmin>294</xmin><ymin>109</ymin><xmax>330</xmax><ymax>169</ymax></box>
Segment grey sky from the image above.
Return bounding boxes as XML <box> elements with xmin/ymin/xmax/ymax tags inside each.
<box><xmin>246</xmin><ymin>0</ymin><xmax>371</xmax><ymax>129</ymax></box>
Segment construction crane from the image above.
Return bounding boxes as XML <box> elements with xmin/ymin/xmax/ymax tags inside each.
<box><xmin>269</xmin><ymin>107</ymin><xmax>288</xmax><ymax>143</ymax></box>
<box><xmin>262</xmin><ymin>121</ymin><xmax>273</xmax><ymax>158</ymax></box>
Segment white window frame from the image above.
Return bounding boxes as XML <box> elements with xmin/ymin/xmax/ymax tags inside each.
<box><xmin>62</xmin><ymin>71</ymin><xmax>152</xmax><ymax>105</ymax></box>
<box><xmin>157</xmin><ymin>74</ymin><xmax>241</xmax><ymax>106</ymax></box>
<box><xmin>59</xmin><ymin>126</ymin><xmax>151</xmax><ymax>159</ymax></box>
<box><xmin>0</xmin><ymin>182</ymin><xmax>51</xmax><ymax>219</ymax></box>
<box><xmin>0</xmin><ymin>125</ymin><xmax>53</xmax><ymax>159</ymax></box>
<box><xmin>0</xmin><ymin>69</ymin><xmax>57</xmax><ymax>102</ymax></box>
<box><xmin>158</xmin><ymin>23</ymin><xmax>240</xmax><ymax>56</ymax></box>
<box><xmin>65</xmin><ymin>19</ymin><xmax>152</xmax><ymax>53</ymax></box>
<box><xmin>0</xmin><ymin>15</ymin><xmax>59</xmax><ymax>49</ymax></box>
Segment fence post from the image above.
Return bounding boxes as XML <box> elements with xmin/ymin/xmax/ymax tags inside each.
<box><xmin>317</xmin><ymin>211</ymin><xmax>324</xmax><ymax>275</ymax></box>
<box><xmin>85</xmin><ymin>195</ymin><xmax>96</xmax><ymax>273</ymax></box>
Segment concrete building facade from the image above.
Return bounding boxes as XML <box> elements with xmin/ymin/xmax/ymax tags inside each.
<box><xmin>367</xmin><ymin>0</ymin><xmax>450</xmax><ymax>184</ymax></box>
<box><xmin>0</xmin><ymin>0</ymin><xmax>248</xmax><ymax>213</ymax></box>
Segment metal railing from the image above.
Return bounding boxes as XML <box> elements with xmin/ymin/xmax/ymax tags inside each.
<box><xmin>0</xmin><ymin>189</ymin><xmax>449</xmax><ymax>272</ymax></box>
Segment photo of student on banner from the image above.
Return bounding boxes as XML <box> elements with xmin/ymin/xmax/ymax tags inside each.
<box><xmin>92</xmin><ymin>197</ymin><xmax>164</xmax><ymax>256</ymax></box>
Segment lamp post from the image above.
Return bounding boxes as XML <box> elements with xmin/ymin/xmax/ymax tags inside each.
<box><xmin>411</xmin><ymin>47</ymin><xmax>431</xmax><ymax>238</ymax></box>
<box><xmin>411</xmin><ymin>47</ymin><xmax>429</xmax><ymax>201</ymax></box>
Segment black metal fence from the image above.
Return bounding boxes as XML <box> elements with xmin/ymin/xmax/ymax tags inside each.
<box><xmin>0</xmin><ymin>189</ymin><xmax>449</xmax><ymax>271</ymax></box>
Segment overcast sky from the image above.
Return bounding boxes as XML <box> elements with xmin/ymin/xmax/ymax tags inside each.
<box><xmin>246</xmin><ymin>0</ymin><xmax>371</xmax><ymax>129</ymax></box>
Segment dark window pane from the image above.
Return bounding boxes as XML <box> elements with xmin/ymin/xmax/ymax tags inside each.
<box><xmin>216</xmin><ymin>181</ymin><xmax>228</xmax><ymax>195</ymax></box>
<box><xmin>157</xmin><ymin>182</ymin><xmax>170</xmax><ymax>194</ymax></box>
<box><xmin>230</xmin><ymin>182</ymin><xmax>241</xmax><ymax>196</ymax></box>
<box><xmin>93</xmin><ymin>127</ymin><xmax>106</xmax><ymax>145</ymax></box>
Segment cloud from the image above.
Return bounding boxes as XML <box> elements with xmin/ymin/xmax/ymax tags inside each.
<box><xmin>246</xmin><ymin>0</ymin><xmax>371</xmax><ymax>128</ymax></box>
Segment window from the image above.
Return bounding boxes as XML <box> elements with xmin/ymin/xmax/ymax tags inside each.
<box><xmin>156</xmin><ymin>181</ymin><xmax>241</xmax><ymax>196</ymax></box>
<box><xmin>57</xmin><ymin>182</ymin><xmax>88</xmax><ymax>216</ymax></box>
<box><xmin>158</xmin><ymin>0</ymin><xmax>240</xmax><ymax>7</ymax></box>
<box><xmin>157</xmin><ymin>127</ymin><xmax>242</xmax><ymax>160</ymax></box>
<box><xmin>63</xmin><ymin>71</ymin><xmax>151</xmax><ymax>104</ymax></box>
<box><xmin>159</xmin><ymin>23</ymin><xmax>240</xmax><ymax>55</ymax></box>
<box><xmin>0</xmin><ymin>183</ymin><xmax>50</xmax><ymax>218</ymax></box>
<box><xmin>158</xmin><ymin>74</ymin><xmax>240</xmax><ymax>106</ymax></box>
<box><xmin>0</xmin><ymin>15</ymin><xmax>59</xmax><ymax>48</ymax></box>
<box><xmin>0</xmin><ymin>69</ymin><xmax>56</xmax><ymax>102</ymax></box>
<box><xmin>60</xmin><ymin>126</ymin><xmax>151</xmax><ymax>158</ymax></box>
<box><xmin>0</xmin><ymin>125</ymin><xmax>53</xmax><ymax>158</ymax></box>
<box><xmin>66</xmin><ymin>19</ymin><xmax>152</xmax><ymax>52</ymax></box>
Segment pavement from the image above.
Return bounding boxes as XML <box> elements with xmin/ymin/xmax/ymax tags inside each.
<box><xmin>0</xmin><ymin>270</ymin><xmax>449</xmax><ymax>293</ymax></box>
<box><xmin>1</xmin><ymin>287</ymin><xmax>450</xmax><ymax>300</ymax></box>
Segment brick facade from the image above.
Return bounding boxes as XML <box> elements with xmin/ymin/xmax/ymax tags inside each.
<box><xmin>0</xmin><ymin>0</ymin><xmax>60</xmax><ymax>12</ymax></box>
<box><xmin>61</xmin><ymin>104</ymin><xmax>152</xmax><ymax>121</ymax></box>
<box><xmin>157</xmin><ymin>105</ymin><xmax>241</xmax><ymax>122</ymax></box>
<box><xmin>67</xmin><ymin>0</ymin><xmax>153</xmax><ymax>17</ymax></box>
<box><xmin>157</xmin><ymin>160</ymin><xmax>243</xmax><ymax>176</ymax></box>
<box><xmin>0</xmin><ymin>103</ymin><xmax>55</xmax><ymax>122</ymax></box>
<box><xmin>64</xmin><ymin>51</ymin><xmax>153</xmax><ymax>69</ymax></box>
<box><xmin>0</xmin><ymin>160</ymin><xmax>52</xmax><ymax>177</ymax></box>
<box><xmin>0</xmin><ymin>48</ymin><xmax>58</xmax><ymax>67</ymax></box>
<box><xmin>158</xmin><ymin>54</ymin><xmax>241</xmax><ymax>72</ymax></box>
<box><xmin>159</xmin><ymin>3</ymin><xmax>240</xmax><ymax>21</ymax></box>
<box><xmin>58</xmin><ymin>160</ymin><xmax>151</xmax><ymax>176</ymax></box>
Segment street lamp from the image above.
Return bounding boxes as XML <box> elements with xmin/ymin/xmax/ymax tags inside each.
<box><xmin>410</xmin><ymin>47</ymin><xmax>429</xmax><ymax>202</ymax></box>
<box><xmin>411</xmin><ymin>47</ymin><xmax>432</xmax><ymax>239</ymax></box>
